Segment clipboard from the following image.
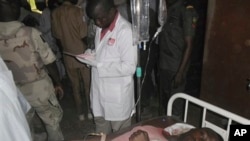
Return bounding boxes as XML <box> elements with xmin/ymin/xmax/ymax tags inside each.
<box><xmin>63</xmin><ymin>52</ymin><xmax>94</xmax><ymax>65</ymax></box>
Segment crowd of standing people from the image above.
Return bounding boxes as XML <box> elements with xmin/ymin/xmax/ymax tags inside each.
<box><xmin>0</xmin><ymin>0</ymin><xmax>199</xmax><ymax>140</ymax></box>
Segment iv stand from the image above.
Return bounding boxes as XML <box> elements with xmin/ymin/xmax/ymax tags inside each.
<box><xmin>136</xmin><ymin>42</ymin><xmax>147</xmax><ymax>122</ymax></box>
<box><xmin>136</xmin><ymin>43</ymin><xmax>142</xmax><ymax>122</ymax></box>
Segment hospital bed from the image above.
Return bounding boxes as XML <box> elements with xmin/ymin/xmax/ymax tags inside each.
<box><xmin>79</xmin><ymin>93</ymin><xmax>250</xmax><ymax>141</ymax></box>
<box><xmin>167</xmin><ymin>93</ymin><xmax>250</xmax><ymax>141</ymax></box>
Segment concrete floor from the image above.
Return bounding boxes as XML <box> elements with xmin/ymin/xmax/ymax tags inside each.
<box><xmin>60</xmin><ymin>94</ymin><xmax>95</xmax><ymax>141</ymax></box>
<box><xmin>58</xmin><ymin>77</ymin><xmax>95</xmax><ymax>141</ymax></box>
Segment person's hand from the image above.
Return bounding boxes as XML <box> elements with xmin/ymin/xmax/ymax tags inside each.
<box><xmin>54</xmin><ymin>85</ymin><xmax>64</xmax><ymax>100</ymax></box>
<box><xmin>84</xmin><ymin>49</ymin><xmax>93</xmax><ymax>55</ymax></box>
<box><xmin>129</xmin><ymin>130</ymin><xmax>150</xmax><ymax>141</ymax></box>
<box><xmin>172</xmin><ymin>72</ymin><xmax>184</xmax><ymax>89</ymax></box>
<box><xmin>76</xmin><ymin>52</ymin><xmax>98</xmax><ymax>67</ymax></box>
<box><xmin>84</xmin><ymin>57</ymin><xmax>98</xmax><ymax>67</ymax></box>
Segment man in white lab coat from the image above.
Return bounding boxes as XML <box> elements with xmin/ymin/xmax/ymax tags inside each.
<box><xmin>84</xmin><ymin>0</ymin><xmax>137</xmax><ymax>134</ymax></box>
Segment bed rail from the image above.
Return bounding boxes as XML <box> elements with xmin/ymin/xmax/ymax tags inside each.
<box><xmin>167</xmin><ymin>93</ymin><xmax>250</xmax><ymax>141</ymax></box>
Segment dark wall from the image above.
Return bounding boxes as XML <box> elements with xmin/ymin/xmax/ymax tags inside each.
<box><xmin>200</xmin><ymin>0</ymin><xmax>250</xmax><ymax>118</ymax></box>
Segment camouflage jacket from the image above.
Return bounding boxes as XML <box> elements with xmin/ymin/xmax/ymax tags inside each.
<box><xmin>0</xmin><ymin>21</ymin><xmax>56</xmax><ymax>84</ymax></box>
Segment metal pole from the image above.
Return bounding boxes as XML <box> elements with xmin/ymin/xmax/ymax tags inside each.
<box><xmin>136</xmin><ymin>43</ymin><xmax>142</xmax><ymax>122</ymax></box>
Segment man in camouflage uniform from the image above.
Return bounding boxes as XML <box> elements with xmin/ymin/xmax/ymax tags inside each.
<box><xmin>158</xmin><ymin>0</ymin><xmax>198</xmax><ymax>117</ymax></box>
<box><xmin>0</xmin><ymin>0</ymin><xmax>64</xmax><ymax>140</ymax></box>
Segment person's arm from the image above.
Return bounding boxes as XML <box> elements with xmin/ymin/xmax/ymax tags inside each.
<box><xmin>50</xmin><ymin>26</ymin><xmax>64</xmax><ymax>99</ymax></box>
<box><xmin>46</xmin><ymin>62</ymin><xmax>64</xmax><ymax>99</ymax></box>
<box><xmin>173</xmin><ymin>6</ymin><xmax>198</xmax><ymax>88</ymax></box>
<box><xmin>173</xmin><ymin>36</ymin><xmax>193</xmax><ymax>88</ymax></box>
<box><xmin>32</xmin><ymin>28</ymin><xmax>64</xmax><ymax>99</ymax></box>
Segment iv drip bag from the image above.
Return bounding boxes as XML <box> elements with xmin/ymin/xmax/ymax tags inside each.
<box><xmin>130</xmin><ymin>0</ymin><xmax>150</xmax><ymax>45</ymax></box>
<box><xmin>158</xmin><ymin>0</ymin><xmax>167</xmax><ymax>27</ymax></box>
<box><xmin>151</xmin><ymin>0</ymin><xmax>167</xmax><ymax>40</ymax></box>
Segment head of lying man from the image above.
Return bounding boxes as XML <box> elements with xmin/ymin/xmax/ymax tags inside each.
<box><xmin>129</xmin><ymin>127</ymin><xmax>223</xmax><ymax>141</ymax></box>
<box><xmin>168</xmin><ymin>128</ymin><xmax>223</xmax><ymax>141</ymax></box>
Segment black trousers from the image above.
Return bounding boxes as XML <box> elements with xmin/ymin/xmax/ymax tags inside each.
<box><xmin>158</xmin><ymin>69</ymin><xmax>186</xmax><ymax>117</ymax></box>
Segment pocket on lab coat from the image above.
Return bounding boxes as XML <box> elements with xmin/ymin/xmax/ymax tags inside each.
<box><xmin>102</xmin><ymin>83</ymin><xmax>121</xmax><ymax>104</ymax></box>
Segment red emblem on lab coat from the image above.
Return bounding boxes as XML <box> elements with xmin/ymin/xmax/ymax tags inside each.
<box><xmin>108</xmin><ymin>38</ymin><xmax>115</xmax><ymax>45</ymax></box>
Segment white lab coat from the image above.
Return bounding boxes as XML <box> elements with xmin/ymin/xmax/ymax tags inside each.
<box><xmin>91</xmin><ymin>13</ymin><xmax>137</xmax><ymax>121</ymax></box>
<box><xmin>0</xmin><ymin>57</ymin><xmax>32</xmax><ymax>141</ymax></box>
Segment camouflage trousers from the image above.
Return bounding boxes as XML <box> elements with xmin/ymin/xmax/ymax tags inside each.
<box><xmin>17</xmin><ymin>75</ymin><xmax>64</xmax><ymax>141</ymax></box>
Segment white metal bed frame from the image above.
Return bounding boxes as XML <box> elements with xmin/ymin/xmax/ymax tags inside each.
<box><xmin>167</xmin><ymin>93</ymin><xmax>250</xmax><ymax>141</ymax></box>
